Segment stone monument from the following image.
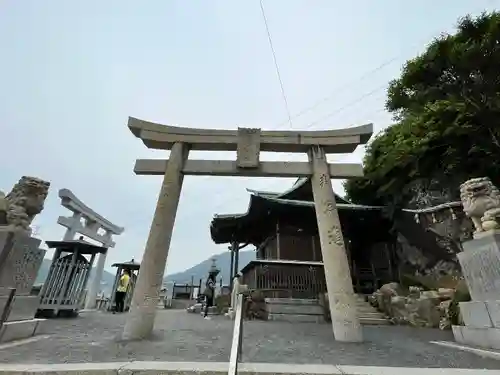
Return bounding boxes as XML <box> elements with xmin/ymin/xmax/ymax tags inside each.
<box><xmin>453</xmin><ymin>177</ymin><xmax>500</xmax><ymax>349</ymax></box>
<box><xmin>0</xmin><ymin>176</ymin><xmax>50</xmax><ymax>342</ymax></box>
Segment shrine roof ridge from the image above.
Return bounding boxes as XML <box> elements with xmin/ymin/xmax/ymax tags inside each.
<box><xmin>128</xmin><ymin>116</ymin><xmax>373</xmax><ymax>153</ymax></box>
<box><xmin>213</xmin><ymin>195</ymin><xmax>463</xmax><ymax>220</ymax></box>
<box><xmin>212</xmin><ymin>195</ymin><xmax>384</xmax><ymax>222</ymax></box>
<box><xmin>246</xmin><ymin>177</ymin><xmax>310</xmax><ymax>198</ymax></box>
<box><xmin>245</xmin><ymin>177</ymin><xmax>351</xmax><ymax>204</ymax></box>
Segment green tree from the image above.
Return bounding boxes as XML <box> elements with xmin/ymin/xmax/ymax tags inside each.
<box><xmin>345</xmin><ymin>12</ymin><xmax>500</xmax><ymax>206</ymax></box>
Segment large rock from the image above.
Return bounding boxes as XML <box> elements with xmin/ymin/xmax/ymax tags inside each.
<box><xmin>389</xmin><ymin>296</ymin><xmax>408</xmax><ymax>324</ymax></box>
<box><xmin>380</xmin><ymin>282</ymin><xmax>406</xmax><ymax>296</ymax></box>
<box><xmin>372</xmin><ymin>283</ymin><xmax>453</xmax><ymax>329</ymax></box>
<box><xmin>377</xmin><ymin>282</ymin><xmax>406</xmax><ymax>315</ymax></box>
<box><xmin>405</xmin><ymin>293</ymin><xmax>441</xmax><ymax>328</ymax></box>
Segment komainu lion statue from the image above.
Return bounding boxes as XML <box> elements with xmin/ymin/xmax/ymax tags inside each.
<box><xmin>0</xmin><ymin>176</ymin><xmax>50</xmax><ymax>233</ymax></box>
<box><xmin>460</xmin><ymin>177</ymin><xmax>500</xmax><ymax>233</ymax></box>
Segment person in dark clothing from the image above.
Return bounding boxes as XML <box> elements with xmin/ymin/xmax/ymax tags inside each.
<box><xmin>203</xmin><ymin>275</ymin><xmax>216</xmax><ymax>319</ymax></box>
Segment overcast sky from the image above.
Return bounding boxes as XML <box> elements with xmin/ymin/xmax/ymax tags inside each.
<box><xmin>1</xmin><ymin>0</ymin><xmax>498</xmax><ymax>275</ymax></box>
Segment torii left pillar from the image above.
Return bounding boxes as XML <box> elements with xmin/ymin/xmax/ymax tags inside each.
<box><xmin>122</xmin><ymin>142</ymin><xmax>189</xmax><ymax>340</ymax></box>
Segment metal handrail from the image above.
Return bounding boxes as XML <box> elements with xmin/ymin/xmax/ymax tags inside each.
<box><xmin>228</xmin><ymin>293</ymin><xmax>244</xmax><ymax>375</ymax></box>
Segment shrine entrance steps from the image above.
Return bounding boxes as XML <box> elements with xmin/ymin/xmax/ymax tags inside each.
<box><xmin>265</xmin><ymin>295</ymin><xmax>390</xmax><ymax>325</ymax></box>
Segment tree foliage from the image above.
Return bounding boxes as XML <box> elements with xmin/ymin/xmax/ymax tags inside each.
<box><xmin>345</xmin><ymin>12</ymin><xmax>500</xmax><ymax>207</ymax></box>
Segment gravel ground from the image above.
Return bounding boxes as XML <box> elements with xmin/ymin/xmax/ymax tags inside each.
<box><xmin>0</xmin><ymin>309</ymin><xmax>498</xmax><ymax>369</ymax></box>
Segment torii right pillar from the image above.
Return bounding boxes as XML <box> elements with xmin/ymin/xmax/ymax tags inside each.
<box><xmin>309</xmin><ymin>145</ymin><xmax>363</xmax><ymax>342</ymax></box>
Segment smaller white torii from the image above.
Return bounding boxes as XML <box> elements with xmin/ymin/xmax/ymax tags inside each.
<box><xmin>57</xmin><ymin>188</ymin><xmax>124</xmax><ymax>309</ymax></box>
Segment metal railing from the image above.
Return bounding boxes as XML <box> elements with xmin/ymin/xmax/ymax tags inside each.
<box><xmin>228</xmin><ymin>293</ymin><xmax>244</xmax><ymax>375</ymax></box>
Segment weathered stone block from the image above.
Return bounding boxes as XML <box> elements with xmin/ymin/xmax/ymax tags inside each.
<box><xmin>265</xmin><ymin>298</ymin><xmax>319</xmax><ymax>305</ymax></box>
<box><xmin>460</xmin><ymin>301</ymin><xmax>493</xmax><ymax>328</ymax></box>
<box><xmin>460</xmin><ymin>325</ymin><xmax>489</xmax><ymax>347</ymax></box>
<box><xmin>265</xmin><ymin>301</ymin><xmax>323</xmax><ymax>316</ymax></box>
<box><xmin>487</xmin><ymin>327</ymin><xmax>500</xmax><ymax>350</ymax></box>
<box><xmin>0</xmin><ymin>230</ymin><xmax>45</xmax><ymax>294</ymax></box>
<box><xmin>458</xmin><ymin>232</ymin><xmax>500</xmax><ymax>301</ymax></box>
<box><xmin>3</xmin><ymin>295</ymin><xmax>40</xmax><ymax>321</ymax></box>
<box><xmin>268</xmin><ymin>312</ymin><xmax>324</xmax><ymax>323</ymax></box>
<box><xmin>454</xmin><ymin>325</ymin><xmax>500</xmax><ymax>350</ymax></box>
<box><xmin>485</xmin><ymin>300</ymin><xmax>500</xmax><ymax>328</ymax></box>
<box><xmin>0</xmin><ymin>318</ymin><xmax>43</xmax><ymax>343</ymax></box>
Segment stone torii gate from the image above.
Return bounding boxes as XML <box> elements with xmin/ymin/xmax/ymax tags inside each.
<box><xmin>57</xmin><ymin>189</ymin><xmax>124</xmax><ymax>310</ymax></box>
<box><xmin>123</xmin><ymin>117</ymin><xmax>373</xmax><ymax>343</ymax></box>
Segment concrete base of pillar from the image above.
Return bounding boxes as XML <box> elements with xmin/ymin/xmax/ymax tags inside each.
<box><xmin>328</xmin><ymin>292</ymin><xmax>363</xmax><ymax>342</ymax></box>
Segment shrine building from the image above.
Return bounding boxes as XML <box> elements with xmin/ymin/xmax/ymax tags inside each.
<box><xmin>210</xmin><ymin>177</ymin><xmax>399</xmax><ymax>297</ymax></box>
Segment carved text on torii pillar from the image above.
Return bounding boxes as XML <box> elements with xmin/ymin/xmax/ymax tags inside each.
<box><xmin>236</xmin><ymin>128</ymin><xmax>261</xmax><ymax>169</ymax></box>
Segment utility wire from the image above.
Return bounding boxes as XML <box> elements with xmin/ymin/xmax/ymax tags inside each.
<box><xmin>306</xmin><ymin>84</ymin><xmax>388</xmax><ymax>128</ymax></box>
<box><xmin>259</xmin><ymin>0</ymin><xmax>293</xmax><ymax>128</ymax></box>
<box><xmin>273</xmin><ymin>24</ymin><xmax>453</xmax><ymax>130</ymax></box>
<box><xmin>278</xmin><ymin>59</ymin><xmax>397</xmax><ymax>128</ymax></box>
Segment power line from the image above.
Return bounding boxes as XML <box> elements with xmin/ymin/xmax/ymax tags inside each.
<box><xmin>259</xmin><ymin>0</ymin><xmax>293</xmax><ymax>128</ymax></box>
<box><xmin>273</xmin><ymin>24</ymin><xmax>454</xmax><ymax>130</ymax></box>
<box><xmin>306</xmin><ymin>83</ymin><xmax>388</xmax><ymax>128</ymax></box>
<box><xmin>278</xmin><ymin>59</ymin><xmax>397</xmax><ymax>128</ymax></box>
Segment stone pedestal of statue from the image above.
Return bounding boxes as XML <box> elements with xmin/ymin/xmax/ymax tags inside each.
<box><xmin>453</xmin><ymin>230</ymin><xmax>500</xmax><ymax>349</ymax></box>
<box><xmin>0</xmin><ymin>229</ymin><xmax>47</xmax><ymax>342</ymax></box>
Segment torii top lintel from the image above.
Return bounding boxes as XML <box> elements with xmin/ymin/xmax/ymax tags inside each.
<box><xmin>128</xmin><ymin>117</ymin><xmax>373</xmax><ymax>154</ymax></box>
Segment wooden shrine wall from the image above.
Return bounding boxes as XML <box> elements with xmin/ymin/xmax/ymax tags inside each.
<box><xmin>258</xmin><ymin>224</ymin><xmax>323</xmax><ymax>262</ymax></box>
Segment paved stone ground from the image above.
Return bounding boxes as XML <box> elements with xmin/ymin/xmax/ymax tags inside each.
<box><xmin>0</xmin><ymin>310</ymin><xmax>499</xmax><ymax>369</ymax></box>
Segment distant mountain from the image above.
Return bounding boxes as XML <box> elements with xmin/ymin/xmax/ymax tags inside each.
<box><xmin>164</xmin><ymin>250</ymin><xmax>256</xmax><ymax>285</ymax></box>
<box><xmin>35</xmin><ymin>259</ymin><xmax>116</xmax><ymax>296</ymax></box>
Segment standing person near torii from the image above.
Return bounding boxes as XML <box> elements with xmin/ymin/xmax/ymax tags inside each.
<box><xmin>202</xmin><ymin>258</ymin><xmax>220</xmax><ymax>320</ymax></box>
<box><xmin>202</xmin><ymin>274</ymin><xmax>216</xmax><ymax>320</ymax></box>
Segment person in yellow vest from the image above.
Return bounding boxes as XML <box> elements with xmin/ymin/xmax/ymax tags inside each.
<box><xmin>114</xmin><ymin>269</ymin><xmax>130</xmax><ymax>313</ymax></box>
